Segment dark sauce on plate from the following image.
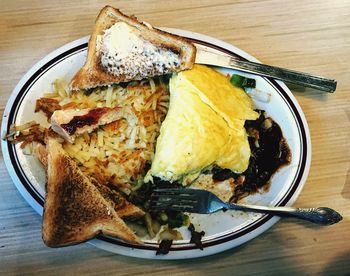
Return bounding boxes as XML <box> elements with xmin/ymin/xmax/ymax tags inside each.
<box><xmin>130</xmin><ymin>110</ymin><xmax>291</xmax><ymax>215</ymax></box>
<box><xmin>212</xmin><ymin>110</ymin><xmax>291</xmax><ymax>202</ymax></box>
<box><xmin>129</xmin><ymin>110</ymin><xmax>291</xmax><ymax>253</ymax></box>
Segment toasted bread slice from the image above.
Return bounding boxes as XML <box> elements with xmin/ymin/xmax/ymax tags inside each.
<box><xmin>42</xmin><ymin>138</ymin><xmax>141</xmax><ymax>247</ymax></box>
<box><xmin>50</xmin><ymin>106</ymin><xmax>123</xmax><ymax>143</ymax></box>
<box><xmin>69</xmin><ymin>6</ymin><xmax>196</xmax><ymax>91</ymax></box>
<box><xmin>91</xmin><ymin>179</ymin><xmax>145</xmax><ymax>220</ymax></box>
<box><xmin>34</xmin><ymin>143</ymin><xmax>48</xmax><ymax>168</ymax></box>
<box><xmin>34</xmin><ymin>143</ymin><xmax>145</xmax><ymax>220</ymax></box>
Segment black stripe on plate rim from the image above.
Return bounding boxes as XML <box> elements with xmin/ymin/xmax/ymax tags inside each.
<box><xmin>5</xmin><ymin>37</ymin><xmax>307</xmax><ymax>251</ymax></box>
<box><xmin>7</xmin><ymin>43</ymin><xmax>88</xmax><ymax>205</ymax></box>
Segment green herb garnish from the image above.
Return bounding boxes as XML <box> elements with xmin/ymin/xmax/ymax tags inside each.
<box><xmin>168</xmin><ymin>212</ymin><xmax>189</xmax><ymax>228</ymax></box>
<box><xmin>230</xmin><ymin>74</ymin><xmax>256</xmax><ymax>89</ymax></box>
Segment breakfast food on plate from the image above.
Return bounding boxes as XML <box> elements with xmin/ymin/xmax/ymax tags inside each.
<box><xmin>33</xmin><ymin>143</ymin><xmax>48</xmax><ymax>168</ymax></box>
<box><xmin>146</xmin><ymin>65</ymin><xmax>259</xmax><ymax>183</ymax></box>
<box><xmin>91</xmin><ymin>178</ymin><xmax>145</xmax><ymax>220</ymax></box>
<box><xmin>58</xmin><ymin>79</ymin><xmax>168</xmax><ymax>193</ymax></box>
<box><xmin>5</xmin><ymin>6</ymin><xmax>291</xmax><ymax>253</ymax></box>
<box><xmin>69</xmin><ymin>6</ymin><xmax>196</xmax><ymax>91</ymax></box>
<box><xmin>21</xmin><ymin>77</ymin><xmax>169</xmax><ymax>246</ymax></box>
<box><xmin>34</xmin><ymin>142</ymin><xmax>145</xmax><ymax>220</ymax></box>
<box><xmin>43</xmin><ymin>137</ymin><xmax>141</xmax><ymax>247</ymax></box>
<box><xmin>51</xmin><ymin>106</ymin><xmax>123</xmax><ymax>143</ymax></box>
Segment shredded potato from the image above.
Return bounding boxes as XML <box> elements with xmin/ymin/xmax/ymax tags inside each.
<box><xmin>2</xmin><ymin>73</ymin><xmax>172</xmax><ymax>243</ymax></box>
<box><xmin>5</xmin><ymin>77</ymin><xmax>170</xmax><ymax>240</ymax></box>
<box><xmin>15</xmin><ymin>121</ymin><xmax>38</xmax><ymax>132</ymax></box>
<box><xmin>43</xmin><ymin>78</ymin><xmax>170</xmax><ymax>191</ymax></box>
<box><xmin>4</xmin><ymin>121</ymin><xmax>46</xmax><ymax>146</ymax></box>
<box><xmin>53</xmin><ymin>79</ymin><xmax>68</xmax><ymax>98</ymax></box>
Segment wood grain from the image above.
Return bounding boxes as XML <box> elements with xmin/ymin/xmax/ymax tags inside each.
<box><xmin>1</xmin><ymin>0</ymin><xmax>349</xmax><ymax>275</ymax></box>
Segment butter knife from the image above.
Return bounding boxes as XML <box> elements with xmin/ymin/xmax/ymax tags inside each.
<box><xmin>195</xmin><ymin>48</ymin><xmax>337</xmax><ymax>93</ymax></box>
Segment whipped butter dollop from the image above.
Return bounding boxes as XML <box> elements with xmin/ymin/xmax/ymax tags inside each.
<box><xmin>99</xmin><ymin>22</ymin><xmax>142</xmax><ymax>59</ymax></box>
<box><xmin>97</xmin><ymin>22</ymin><xmax>179</xmax><ymax>79</ymax></box>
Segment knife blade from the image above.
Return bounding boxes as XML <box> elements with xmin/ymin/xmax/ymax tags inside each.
<box><xmin>195</xmin><ymin>48</ymin><xmax>337</xmax><ymax>93</ymax></box>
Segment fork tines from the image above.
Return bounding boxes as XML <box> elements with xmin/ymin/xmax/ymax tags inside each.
<box><xmin>150</xmin><ymin>189</ymin><xmax>198</xmax><ymax>212</ymax></box>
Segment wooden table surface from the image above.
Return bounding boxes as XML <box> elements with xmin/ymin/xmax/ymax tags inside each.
<box><xmin>1</xmin><ymin>0</ymin><xmax>349</xmax><ymax>275</ymax></box>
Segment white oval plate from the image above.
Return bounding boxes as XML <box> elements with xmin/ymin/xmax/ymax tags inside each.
<box><xmin>1</xmin><ymin>28</ymin><xmax>311</xmax><ymax>259</ymax></box>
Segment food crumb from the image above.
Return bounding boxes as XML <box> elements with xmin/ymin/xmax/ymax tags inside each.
<box><xmin>188</xmin><ymin>223</ymin><xmax>205</xmax><ymax>250</ymax></box>
<box><xmin>156</xmin><ymin>239</ymin><xmax>173</xmax><ymax>255</ymax></box>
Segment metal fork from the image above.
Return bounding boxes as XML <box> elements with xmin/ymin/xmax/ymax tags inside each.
<box><xmin>151</xmin><ymin>189</ymin><xmax>342</xmax><ymax>225</ymax></box>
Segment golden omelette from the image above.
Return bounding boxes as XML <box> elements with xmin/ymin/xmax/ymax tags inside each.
<box><xmin>146</xmin><ymin>65</ymin><xmax>259</xmax><ymax>183</ymax></box>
